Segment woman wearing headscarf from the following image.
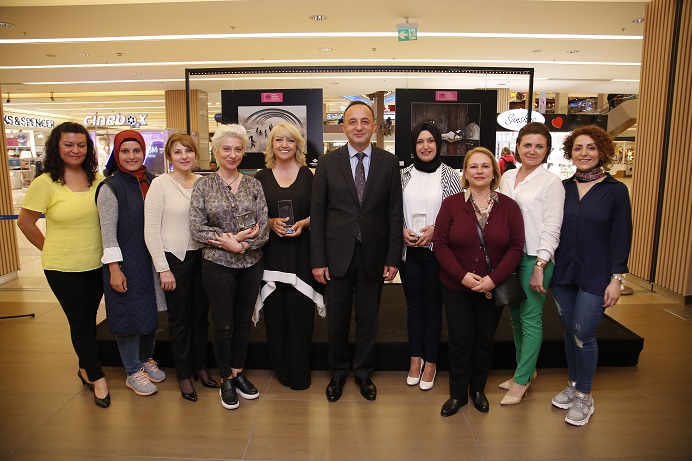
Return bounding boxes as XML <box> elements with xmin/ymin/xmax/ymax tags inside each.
<box><xmin>400</xmin><ymin>121</ymin><xmax>462</xmax><ymax>390</ymax></box>
<box><xmin>97</xmin><ymin>130</ymin><xmax>167</xmax><ymax>397</ymax></box>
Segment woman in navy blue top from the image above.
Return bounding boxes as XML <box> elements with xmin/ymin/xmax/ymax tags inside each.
<box><xmin>550</xmin><ymin>126</ymin><xmax>632</xmax><ymax>427</ymax></box>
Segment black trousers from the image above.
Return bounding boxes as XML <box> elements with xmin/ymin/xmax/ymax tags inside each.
<box><xmin>164</xmin><ymin>250</ymin><xmax>210</xmax><ymax>380</ymax></box>
<box><xmin>441</xmin><ymin>285</ymin><xmax>504</xmax><ymax>400</ymax></box>
<box><xmin>202</xmin><ymin>259</ymin><xmax>262</xmax><ymax>379</ymax></box>
<box><xmin>44</xmin><ymin>268</ymin><xmax>105</xmax><ymax>382</ymax></box>
<box><xmin>263</xmin><ymin>283</ymin><xmax>315</xmax><ymax>390</ymax></box>
<box><xmin>326</xmin><ymin>243</ymin><xmax>383</xmax><ymax>380</ymax></box>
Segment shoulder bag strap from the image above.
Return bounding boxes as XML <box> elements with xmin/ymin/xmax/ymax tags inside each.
<box><xmin>475</xmin><ymin>221</ymin><xmax>493</xmax><ymax>273</ymax></box>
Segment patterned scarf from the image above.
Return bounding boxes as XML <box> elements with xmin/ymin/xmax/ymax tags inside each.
<box><xmin>574</xmin><ymin>166</ymin><xmax>606</xmax><ymax>183</ymax></box>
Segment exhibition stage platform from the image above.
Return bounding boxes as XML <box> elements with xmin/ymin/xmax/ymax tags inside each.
<box><xmin>96</xmin><ymin>284</ymin><xmax>644</xmax><ymax>371</ymax></box>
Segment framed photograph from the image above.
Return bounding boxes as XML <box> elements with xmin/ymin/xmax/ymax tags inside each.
<box><xmin>395</xmin><ymin>89</ymin><xmax>498</xmax><ymax>169</ymax></box>
<box><xmin>221</xmin><ymin>89</ymin><xmax>323</xmax><ymax>169</ymax></box>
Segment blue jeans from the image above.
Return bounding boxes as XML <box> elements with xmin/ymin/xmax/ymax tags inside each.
<box><xmin>116</xmin><ymin>331</ymin><xmax>157</xmax><ymax>375</ymax></box>
<box><xmin>552</xmin><ymin>284</ymin><xmax>605</xmax><ymax>394</ymax></box>
<box><xmin>399</xmin><ymin>247</ymin><xmax>442</xmax><ymax>363</ymax></box>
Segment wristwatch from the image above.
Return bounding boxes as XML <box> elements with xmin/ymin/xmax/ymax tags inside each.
<box><xmin>534</xmin><ymin>260</ymin><xmax>546</xmax><ymax>268</ymax></box>
<box><xmin>239</xmin><ymin>243</ymin><xmax>246</xmax><ymax>254</ymax></box>
<box><xmin>611</xmin><ymin>274</ymin><xmax>625</xmax><ymax>284</ymax></box>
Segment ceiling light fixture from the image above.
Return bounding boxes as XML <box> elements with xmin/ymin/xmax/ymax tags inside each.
<box><xmin>79</xmin><ymin>53</ymin><xmax>91</xmax><ymax>57</ymax></box>
<box><xmin>0</xmin><ymin>22</ymin><xmax>14</xmax><ymax>28</ymax></box>
<box><xmin>0</xmin><ymin>31</ymin><xmax>642</xmax><ymax>45</ymax></box>
<box><xmin>567</xmin><ymin>50</ymin><xmax>580</xmax><ymax>54</ymax></box>
<box><xmin>310</xmin><ymin>15</ymin><xmax>327</xmax><ymax>21</ymax></box>
<box><xmin>632</xmin><ymin>18</ymin><xmax>644</xmax><ymax>23</ymax></box>
<box><xmin>319</xmin><ymin>47</ymin><xmax>332</xmax><ymax>52</ymax></box>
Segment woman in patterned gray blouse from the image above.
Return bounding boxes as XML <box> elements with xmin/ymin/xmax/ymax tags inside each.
<box><xmin>190</xmin><ymin>124</ymin><xmax>269</xmax><ymax>410</ymax></box>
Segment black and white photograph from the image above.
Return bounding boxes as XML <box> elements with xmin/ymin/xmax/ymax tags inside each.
<box><xmin>238</xmin><ymin>105</ymin><xmax>307</xmax><ymax>154</ymax></box>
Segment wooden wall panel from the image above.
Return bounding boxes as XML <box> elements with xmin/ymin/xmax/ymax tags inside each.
<box><xmin>658</xmin><ymin>0</ymin><xmax>692</xmax><ymax>295</ymax></box>
<box><xmin>630</xmin><ymin>0</ymin><xmax>692</xmax><ymax>298</ymax></box>
<box><xmin>0</xmin><ymin>85</ymin><xmax>22</xmax><ymax>277</ymax></box>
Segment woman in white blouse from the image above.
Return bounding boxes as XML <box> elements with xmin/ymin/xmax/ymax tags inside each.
<box><xmin>400</xmin><ymin>121</ymin><xmax>462</xmax><ymax>390</ymax></box>
<box><xmin>498</xmin><ymin>122</ymin><xmax>565</xmax><ymax>405</ymax></box>
<box><xmin>144</xmin><ymin>133</ymin><xmax>216</xmax><ymax>402</ymax></box>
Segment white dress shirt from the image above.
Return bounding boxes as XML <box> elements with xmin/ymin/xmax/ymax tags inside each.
<box><xmin>500</xmin><ymin>165</ymin><xmax>565</xmax><ymax>261</ymax></box>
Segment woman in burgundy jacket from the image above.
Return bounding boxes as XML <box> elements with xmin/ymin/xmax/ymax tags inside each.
<box><xmin>433</xmin><ymin>147</ymin><xmax>524</xmax><ymax>417</ymax></box>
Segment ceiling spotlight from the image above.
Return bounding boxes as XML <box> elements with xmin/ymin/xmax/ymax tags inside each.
<box><xmin>319</xmin><ymin>47</ymin><xmax>332</xmax><ymax>52</ymax></box>
<box><xmin>310</xmin><ymin>15</ymin><xmax>327</xmax><ymax>21</ymax></box>
<box><xmin>0</xmin><ymin>22</ymin><xmax>14</xmax><ymax>28</ymax></box>
<box><xmin>79</xmin><ymin>53</ymin><xmax>91</xmax><ymax>57</ymax></box>
<box><xmin>632</xmin><ymin>18</ymin><xmax>644</xmax><ymax>23</ymax></box>
<box><xmin>566</xmin><ymin>50</ymin><xmax>580</xmax><ymax>54</ymax></box>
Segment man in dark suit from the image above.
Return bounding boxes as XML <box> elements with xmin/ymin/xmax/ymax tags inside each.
<box><xmin>311</xmin><ymin>101</ymin><xmax>403</xmax><ymax>402</ymax></box>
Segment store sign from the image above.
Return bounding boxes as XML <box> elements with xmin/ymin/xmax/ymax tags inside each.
<box><xmin>261</xmin><ymin>92</ymin><xmax>283</xmax><ymax>103</ymax></box>
<box><xmin>3</xmin><ymin>115</ymin><xmax>55</xmax><ymax>129</ymax></box>
<box><xmin>436</xmin><ymin>91</ymin><xmax>458</xmax><ymax>102</ymax></box>
<box><xmin>83</xmin><ymin>113</ymin><xmax>148</xmax><ymax>127</ymax></box>
<box><xmin>496</xmin><ymin>109</ymin><xmax>545</xmax><ymax>131</ymax></box>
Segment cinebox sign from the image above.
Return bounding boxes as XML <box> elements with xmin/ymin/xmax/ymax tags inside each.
<box><xmin>496</xmin><ymin>109</ymin><xmax>546</xmax><ymax>131</ymax></box>
<box><xmin>4</xmin><ymin>115</ymin><xmax>55</xmax><ymax>129</ymax></box>
<box><xmin>83</xmin><ymin>113</ymin><xmax>148</xmax><ymax>127</ymax></box>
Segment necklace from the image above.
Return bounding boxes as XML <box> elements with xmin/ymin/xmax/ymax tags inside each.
<box><xmin>470</xmin><ymin>193</ymin><xmax>494</xmax><ymax>229</ymax></box>
<box><xmin>219</xmin><ymin>172</ymin><xmax>241</xmax><ymax>190</ymax></box>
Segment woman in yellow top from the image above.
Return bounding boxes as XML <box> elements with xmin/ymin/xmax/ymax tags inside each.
<box><xmin>18</xmin><ymin>122</ymin><xmax>110</xmax><ymax>408</ymax></box>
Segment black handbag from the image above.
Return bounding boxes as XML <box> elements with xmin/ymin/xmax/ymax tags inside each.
<box><xmin>475</xmin><ymin>222</ymin><xmax>527</xmax><ymax>307</ymax></box>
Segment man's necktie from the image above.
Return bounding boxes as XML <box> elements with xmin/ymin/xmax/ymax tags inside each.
<box><xmin>355</xmin><ymin>152</ymin><xmax>365</xmax><ymax>241</ymax></box>
<box><xmin>355</xmin><ymin>152</ymin><xmax>366</xmax><ymax>205</ymax></box>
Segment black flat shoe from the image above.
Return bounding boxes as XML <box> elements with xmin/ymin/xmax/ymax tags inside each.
<box><xmin>471</xmin><ymin>391</ymin><xmax>489</xmax><ymax>413</ymax></box>
<box><xmin>441</xmin><ymin>398</ymin><xmax>466</xmax><ymax>417</ymax></box>
<box><xmin>326</xmin><ymin>377</ymin><xmax>345</xmax><ymax>402</ymax></box>
<box><xmin>194</xmin><ymin>373</ymin><xmax>220</xmax><ymax>388</ymax></box>
<box><xmin>77</xmin><ymin>370</ymin><xmax>95</xmax><ymax>391</ymax></box>
<box><xmin>181</xmin><ymin>390</ymin><xmax>198</xmax><ymax>402</ymax></box>
<box><xmin>354</xmin><ymin>376</ymin><xmax>377</xmax><ymax>401</ymax></box>
<box><xmin>94</xmin><ymin>393</ymin><xmax>111</xmax><ymax>408</ymax></box>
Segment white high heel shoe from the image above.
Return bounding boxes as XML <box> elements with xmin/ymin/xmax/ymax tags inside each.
<box><xmin>406</xmin><ymin>360</ymin><xmax>424</xmax><ymax>386</ymax></box>
<box><xmin>419</xmin><ymin>365</ymin><xmax>436</xmax><ymax>391</ymax></box>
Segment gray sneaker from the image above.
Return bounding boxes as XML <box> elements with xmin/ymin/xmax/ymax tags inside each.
<box><xmin>552</xmin><ymin>381</ymin><xmax>576</xmax><ymax>409</ymax></box>
<box><xmin>565</xmin><ymin>391</ymin><xmax>595</xmax><ymax>426</ymax></box>
<box><xmin>142</xmin><ymin>358</ymin><xmax>166</xmax><ymax>383</ymax></box>
<box><xmin>126</xmin><ymin>368</ymin><xmax>158</xmax><ymax>396</ymax></box>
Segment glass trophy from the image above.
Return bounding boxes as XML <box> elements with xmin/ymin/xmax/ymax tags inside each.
<box><xmin>411</xmin><ymin>213</ymin><xmax>427</xmax><ymax>237</ymax></box>
<box><xmin>278</xmin><ymin>200</ymin><xmax>295</xmax><ymax>234</ymax></box>
<box><xmin>236</xmin><ymin>211</ymin><xmax>257</xmax><ymax>231</ymax></box>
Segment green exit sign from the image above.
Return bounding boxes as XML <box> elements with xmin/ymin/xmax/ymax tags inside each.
<box><xmin>398</xmin><ymin>27</ymin><xmax>417</xmax><ymax>41</ymax></box>
<box><xmin>396</xmin><ymin>21</ymin><xmax>418</xmax><ymax>42</ymax></box>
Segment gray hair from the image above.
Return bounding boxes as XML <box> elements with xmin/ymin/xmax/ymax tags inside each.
<box><xmin>211</xmin><ymin>124</ymin><xmax>248</xmax><ymax>151</ymax></box>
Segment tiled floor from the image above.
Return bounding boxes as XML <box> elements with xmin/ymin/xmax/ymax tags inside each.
<box><xmin>1</xmin><ymin>197</ymin><xmax>691</xmax><ymax>460</ymax></box>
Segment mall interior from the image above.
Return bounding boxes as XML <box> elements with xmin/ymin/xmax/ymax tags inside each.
<box><xmin>0</xmin><ymin>0</ymin><xmax>691</xmax><ymax>460</ymax></box>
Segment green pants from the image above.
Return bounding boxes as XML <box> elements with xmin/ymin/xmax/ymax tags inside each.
<box><xmin>509</xmin><ymin>253</ymin><xmax>554</xmax><ymax>385</ymax></box>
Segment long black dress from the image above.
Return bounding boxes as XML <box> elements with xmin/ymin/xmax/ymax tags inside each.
<box><xmin>255</xmin><ymin>166</ymin><xmax>324</xmax><ymax>389</ymax></box>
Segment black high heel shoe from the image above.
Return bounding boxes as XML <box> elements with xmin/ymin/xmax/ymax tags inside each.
<box><xmin>194</xmin><ymin>372</ymin><xmax>220</xmax><ymax>388</ymax></box>
<box><xmin>179</xmin><ymin>378</ymin><xmax>198</xmax><ymax>402</ymax></box>
<box><xmin>77</xmin><ymin>370</ymin><xmax>95</xmax><ymax>391</ymax></box>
